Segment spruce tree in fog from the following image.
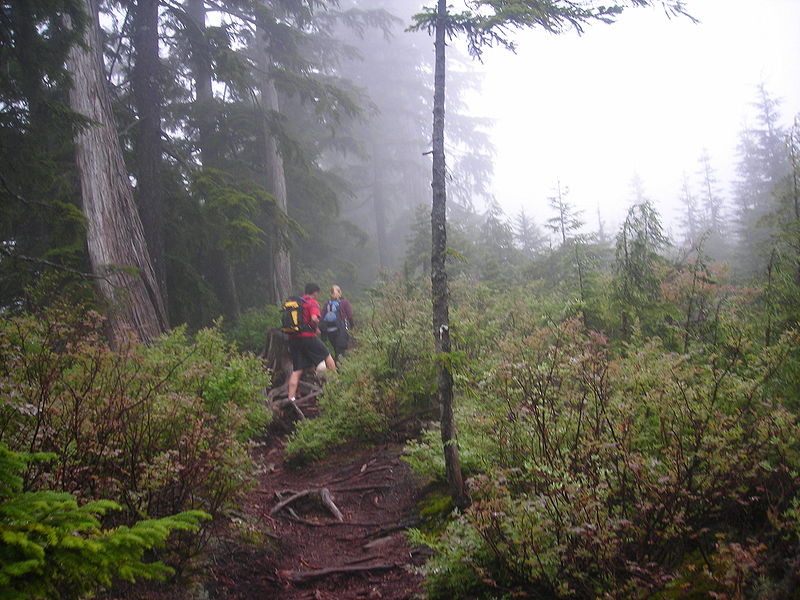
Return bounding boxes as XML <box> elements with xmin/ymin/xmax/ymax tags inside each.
<box><xmin>677</xmin><ymin>172</ymin><xmax>700</xmax><ymax>249</ymax></box>
<box><xmin>763</xmin><ymin>118</ymin><xmax>800</xmax><ymax>335</ymax></box>
<box><xmin>515</xmin><ymin>209</ymin><xmax>546</xmax><ymax>258</ymax></box>
<box><xmin>546</xmin><ymin>180</ymin><xmax>584</xmax><ymax>246</ymax></box>
<box><xmin>696</xmin><ymin>148</ymin><xmax>729</xmax><ymax>261</ymax></box>
<box><xmin>476</xmin><ymin>200</ymin><xmax>517</xmax><ymax>285</ymax></box>
<box><xmin>328</xmin><ymin>1</ymin><xmax>431</xmax><ymax>273</ymax></box>
<box><xmin>131</xmin><ymin>0</ymin><xmax>167</xmax><ymax>301</ymax></box>
<box><xmin>733</xmin><ymin>85</ymin><xmax>789</xmax><ymax>279</ymax></box>
<box><xmin>612</xmin><ymin>200</ymin><xmax>669</xmax><ymax>338</ymax></box>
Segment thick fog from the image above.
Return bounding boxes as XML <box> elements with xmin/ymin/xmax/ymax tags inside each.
<box><xmin>462</xmin><ymin>0</ymin><xmax>800</xmax><ymax>234</ymax></box>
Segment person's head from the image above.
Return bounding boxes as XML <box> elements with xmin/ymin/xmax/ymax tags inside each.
<box><xmin>330</xmin><ymin>285</ymin><xmax>342</xmax><ymax>300</ymax></box>
<box><xmin>304</xmin><ymin>282</ymin><xmax>320</xmax><ymax>297</ymax></box>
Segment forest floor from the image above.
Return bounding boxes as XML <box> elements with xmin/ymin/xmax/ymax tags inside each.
<box><xmin>204</xmin><ymin>405</ymin><xmax>428</xmax><ymax>600</ymax></box>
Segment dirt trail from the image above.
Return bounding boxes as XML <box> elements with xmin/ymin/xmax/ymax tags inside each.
<box><xmin>208</xmin><ymin>421</ymin><xmax>426</xmax><ymax>600</ymax></box>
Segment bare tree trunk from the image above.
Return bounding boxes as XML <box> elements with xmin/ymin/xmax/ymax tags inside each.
<box><xmin>372</xmin><ymin>142</ymin><xmax>389</xmax><ymax>270</ymax></box>
<box><xmin>765</xmin><ymin>248</ymin><xmax>776</xmax><ymax>347</ymax></box>
<box><xmin>66</xmin><ymin>0</ymin><xmax>167</xmax><ymax>343</ymax></box>
<box><xmin>131</xmin><ymin>0</ymin><xmax>167</xmax><ymax>305</ymax></box>
<box><xmin>788</xmin><ymin>121</ymin><xmax>800</xmax><ymax>286</ymax></box>
<box><xmin>226</xmin><ymin>262</ymin><xmax>241</xmax><ymax>320</ymax></box>
<box><xmin>431</xmin><ymin>0</ymin><xmax>467</xmax><ymax>510</ymax></box>
<box><xmin>186</xmin><ymin>0</ymin><xmax>215</xmax><ymax>167</ymax></box>
<box><xmin>186</xmin><ymin>0</ymin><xmax>241</xmax><ymax>320</ymax></box>
<box><xmin>256</xmin><ymin>32</ymin><xmax>292</xmax><ymax>303</ymax></box>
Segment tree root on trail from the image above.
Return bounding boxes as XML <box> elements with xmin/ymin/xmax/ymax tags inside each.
<box><xmin>271</xmin><ymin>488</ymin><xmax>344</xmax><ymax>522</ymax></box>
<box><xmin>344</xmin><ymin>554</ymin><xmax>384</xmax><ymax>565</ymax></box>
<box><xmin>280</xmin><ymin>563</ymin><xmax>399</xmax><ymax>584</ymax></box>
<box><xmin>269</xmin><ymin>386</ymin><xmax>322</xmax><ymax>420</ymax></box>
<box><xmin>331</xmin><ymin>484</ymin><xmax>392</xmax><ymax>493</ymax></box>
<box><xmin>362</xmin><ymin>517</ymin><xmax>421</xmax><ymax>539</ymax></box>
<box><xmin>325</xmin><ymin>464</ymin><xmax>396</xmax><ymax>487</ymax></box>
<box><xmin>267</xmin><ymin>380</ymin><xmax>321</xmax><ymax>402</ymax></box>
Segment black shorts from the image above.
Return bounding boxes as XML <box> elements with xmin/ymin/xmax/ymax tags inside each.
<box><xmin>289</xmin><ymin>336</ymin><xmax>330</xmax><ymax>371</ymax></box>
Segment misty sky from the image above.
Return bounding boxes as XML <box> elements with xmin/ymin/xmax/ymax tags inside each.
<box><xmin>462</xmin><ymin>0</ymin><xmax>800</xmax><ymax>236</ymax></box>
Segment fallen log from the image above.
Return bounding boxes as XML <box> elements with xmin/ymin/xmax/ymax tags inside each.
<box><xmin>270</xmin><ymin>489</ymin><xmax>315</xmax><ymax>516</ymax></box>
<box><xmin>344</xmin><ymin>554</ymin><xmax>384</xmax><ymax>565</ymax></box>
<box><xmin>362</xmin><ymin>517</ymin><xmax>421</xmax><ymax>539</ymax></box>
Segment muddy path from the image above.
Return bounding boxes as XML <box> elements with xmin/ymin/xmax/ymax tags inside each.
<box><xmin>207</xmin><ymin>426</ymin><xmax>427</xmax><ymax>600</ymax></box>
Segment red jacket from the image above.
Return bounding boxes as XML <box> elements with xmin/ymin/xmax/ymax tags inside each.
<box><xmin>293</xmin><ymin>295</ymin><xmax>321</xmax><ymax>338</ymax></box>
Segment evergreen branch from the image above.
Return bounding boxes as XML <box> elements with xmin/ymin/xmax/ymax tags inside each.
<box><xmin>204</xmin><ymin>0</ymin><xmax>259</xmax><ymax>29</ymax></box>
<box><xmin>106</xmin><ymin>6</ymin><xmax>132</xmax><ymax>84</ymax></box>
<box><xmin>0</xmin><ymin>173</ymin><xmax>35</xmax><ymax>207</ymax></box>
<box><xmin>0</xmin><ymin>246</ymin><xmax>105</xmax><ymax>282</ymax></box>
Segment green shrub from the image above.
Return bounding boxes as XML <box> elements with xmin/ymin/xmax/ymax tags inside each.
<box><xmin>225</xmin><ymin>305</ymin><xmax>282</xmax><ymax>354</ymax></box>
<box><xmin>0</xmin><ymin>444</ymin><xmax>209</xmax><ymax>600</ymax></box>
<box><xmin>0</xmin><ymin>307</ymin><xmax>268</xmax><ymax>542</ymax></box>
<box><xmin>410</xmin><ymin>319</ymin><xmax>800</xmax><ymax>599</ymax></box>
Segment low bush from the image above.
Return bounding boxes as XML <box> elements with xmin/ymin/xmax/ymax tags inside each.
<box><xmin>0</xmin><ymin>307</ymin><xmax>269</xmax><ymax>565</ymax></box>
<box><xmin>408</xmin><ymin>319</ymin><xmax>800</xmax><ymax>599</ymax></box>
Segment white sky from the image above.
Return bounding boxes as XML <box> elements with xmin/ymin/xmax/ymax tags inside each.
<box><xmin>464</xmin><ymin>0</ymin><xmax>800</xmax><ymax>235</ymax></box>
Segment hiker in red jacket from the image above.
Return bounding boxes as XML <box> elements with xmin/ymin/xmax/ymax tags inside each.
<box><xmin>287</xmin><ymin>283</ymin><xmax>336</xmax><ymax>403</ymax></box>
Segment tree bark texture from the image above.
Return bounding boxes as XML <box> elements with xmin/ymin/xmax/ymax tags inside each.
<box><xmin>66</xmin><ymin>0</ymin><xmax>168</xmax><ymax>343</ymax></box>
<box><xmin>256</xmin><ymin>29</ymin><xmax>292</xmax><ymax>303</ymax></box>
<box><xmin>431</xmin><ymin>0</ymin><xmax>468</xmax><ymax>510</ymax></box>
<box><xmin>131</xmin><ymin>0</ymin><xmax>167</xmax><ymax>303</ymax></box>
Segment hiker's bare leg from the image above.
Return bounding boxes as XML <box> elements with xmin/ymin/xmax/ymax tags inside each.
<box><xmin>288</xmin><ymin>369</ymin><xmax>302</xmax><ymax>399</ymax></box>
<box><xmin>325</xmin><ymin>354</ymin><xmax>337</xmax><ymax>372</ymax></box>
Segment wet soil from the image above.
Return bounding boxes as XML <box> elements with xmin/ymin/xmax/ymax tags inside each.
<box><xmin>206</xmin><ymin>425</ymin><xmax>427</xmax><ymax>600</ymax></box>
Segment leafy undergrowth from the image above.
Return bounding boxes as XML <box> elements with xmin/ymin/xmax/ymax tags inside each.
<box><xmin>0</xmin><ymin>306</ymin><xmax>269</xmax><ymax>597</ymax></box>
<box><xmin>407</xmin><ymin>321</ymin><xmax>800</xmax><ymax>600</ymax></box>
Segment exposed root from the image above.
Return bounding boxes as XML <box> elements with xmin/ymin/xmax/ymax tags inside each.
<box><xmin>331</xmin><ymin>484</ymin><xmax>392</xmax><ymax>493</ymax></box>
<box><xmin>280</xmin><ymin>563</ymin><xmax>399</xmax><ymax>584</ymax></box>
<box><xmin>320</xmin><ymin>487</ymin><xmax>344</xmax><ymax>521</ymax></box>
<box><xmin>269</xmin><ymin>383</ymin><xmax>324</xmax><ymax>421</ymax></box>
<box><xmin>270</xmin><ymin>487</ymin><xmax>344</xmax><ymax>522</ymax></box>
<box><xmin>325</xmin><ymin>464</ymin><xmax>396</xmax><ymax>487</ymax></box>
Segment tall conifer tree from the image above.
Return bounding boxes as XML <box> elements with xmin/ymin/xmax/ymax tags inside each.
<box><xmin>66</xmin><ymin>0</ymin><xmax>168</xmax><ymax>342</ymax></box>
